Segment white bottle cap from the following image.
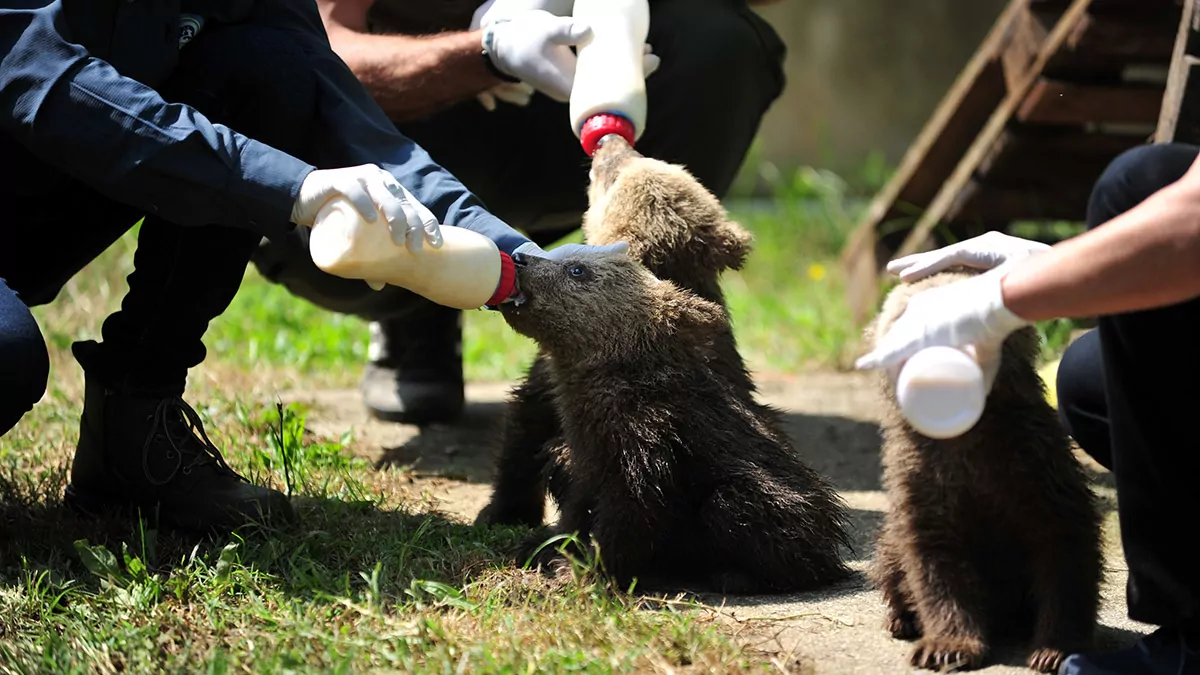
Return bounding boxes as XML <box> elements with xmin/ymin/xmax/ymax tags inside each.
<box><xmin>894</xmin><ymin>346</ymin><xmax>987</xmax><ymax>439</ymax></box>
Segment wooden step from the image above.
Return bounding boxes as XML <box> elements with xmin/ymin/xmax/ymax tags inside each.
<box><xmin>1016</xmin><ymin>78</ymin><xmax>1165</xmax><ymax>124</ymax></box>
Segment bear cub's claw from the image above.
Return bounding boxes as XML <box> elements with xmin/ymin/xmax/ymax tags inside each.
<box><xmin>909</xmin><ymin>636</ymin><xmax>987</xmax><ymax>671</ymax></box>
<box><xmin>1026</xmin><ymin>647</ymin><xmax>1068</xmax><ymax>673</ymax></box>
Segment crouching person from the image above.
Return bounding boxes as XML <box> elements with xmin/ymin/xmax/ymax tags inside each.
<box><xmin>0</xmin><ymin>0</ymin><xmax>612</xmax><ymax>533</ymax></box>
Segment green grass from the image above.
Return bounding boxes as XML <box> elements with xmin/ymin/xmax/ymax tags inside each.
<box><xmin>4</xmin><ymin>158</ymin><xmax>1087</xmax><ymax>672</ymax></box>
<box><xmin>0</xmin><ymin>400</ymin><xmax>754</xmax><ymax>673</ymax></box>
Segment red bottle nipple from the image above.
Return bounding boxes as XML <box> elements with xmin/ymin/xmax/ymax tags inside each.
<box><xmin>579</xmin><ymin>113</ymin><xmax>637</xmax><ymax>157</ymax></box>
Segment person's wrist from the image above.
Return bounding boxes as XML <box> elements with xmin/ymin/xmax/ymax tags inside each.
<box><xmin>989</xmin><ymin>266</ymin><xmax>1034</xmax><ymax>334</ymax></box>
<box><xmin>480</xmin><ymin>25</ymin><xmax>522</xmax><ymax>83</ymax></box>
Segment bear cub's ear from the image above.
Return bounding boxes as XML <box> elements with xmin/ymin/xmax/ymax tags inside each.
<box><xmin>702</xmin><ymin>218</ymin><xmax>754</xmax><ymax>273</ymax></box>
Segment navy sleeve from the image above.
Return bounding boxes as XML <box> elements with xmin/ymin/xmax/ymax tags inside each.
<box><xmin>0</xmin><ymin>3</ymin><xmax>316</xmax><ymax>236</ymax></box>
<box><xmin>255</xmin><ymin>0</ymin><xmax>534</xmax><ymax>256</ymax></box>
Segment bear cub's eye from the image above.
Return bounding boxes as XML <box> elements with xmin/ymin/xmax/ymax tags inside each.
<box><xmin>566</xmin><ymin>264</ymin><xmax>593</xmax><ymax>281</ymax></box>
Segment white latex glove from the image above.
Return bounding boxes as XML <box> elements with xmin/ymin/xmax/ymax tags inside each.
<box><xmin>291</xmin><ymin>165</ymin><xmax>443</xmax><ymax>255</ymax></box>
<box><xmin>476</xmin><ymin>45</ymin><xmax>659</xmax><ymax>111</ymax></box>
<box><xmin>886</xmin><ymin>231</ymin><xmax>1051</xmax><ymax>283</ymax></box>
<box><xmin>855</xmin><ymin>264</ymin><xmax>1032</xmax><ymax>388</ymax></box>
<box><xmin>483</xmin><ymin>12</ymin><xmax>660</xmax><ymax>103</ymax></box>
<box><xmin>476</xmin><ymin>81</ymin><xmax>536</xmax><ymax>111</ymax></box>
<box><xmin>471</xmin><ymin>0</ymin><xmax>574</xmax><ymax>29</ymax></box>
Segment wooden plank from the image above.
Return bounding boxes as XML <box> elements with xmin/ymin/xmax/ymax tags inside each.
<box><xmin>943</xmin><ymin>178</ymin><xmax>1099</xmax><ymax>224</ymax></box>
<box><xmin>1032</xmin><ymin>0</ymin><xmax>1177</xmax><ymax>10</ymax></box>
<box><xmin>976</xmin><ymin>128</ymin><xmax>1146</xmax><ymax>185</ymax></box>
<box><xmin>839</xmin><ymin>0</ymin><xmax>1039</xmax><ymax>324</ymax></box>
<box><xmin>1003</xmin><ymin>7</ymin><xmax>1051</xmax><ymax>92</ymax></box>
<box><xmin>1016</xmin><ymin>78</ymin><xmax>1165</xmax><ymax>125</ymax></box>
<box><xmin>890</xmin><ymin>0</ymin><xmax>1097</xmax><ymax>263</ymax></box>
<box><xmin>1171</xmin><ymin>55</ymin><xmax>1200</xmax><ymax>142</ymax></box>
<box><xmin>1155</xmin><ymin>0</ymin><xmax>1200</xmax><ymax>142</ymax></box>
<box><xmin>1042</xmin><ymin>9</ymin><xmax>1181</xmax><ymax>73</ymax></box>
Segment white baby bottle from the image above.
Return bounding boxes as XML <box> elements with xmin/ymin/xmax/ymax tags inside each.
<box><xmin>307</xmin><ymin>197</ymin><xmax>516</xmax><ymax>310</ymax></box>
<box><xmin>893</xmin><ymin>346</ymin><xmax>989</xmax><ymax>439</ymax></box>
<box><xmin>569</xmin><ymin>0</ymin><xmax>650</xmax><ymax>156</ymax></box>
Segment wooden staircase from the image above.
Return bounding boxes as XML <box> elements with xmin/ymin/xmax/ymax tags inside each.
<box><xmin>840</xmin><ymin>0</ymin><xmax>1200</xmax><ymax>324</ymax></box>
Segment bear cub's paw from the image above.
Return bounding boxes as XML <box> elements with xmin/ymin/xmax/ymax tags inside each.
<box><xmin>1026</xmin><ymin>647</ymin><xmax>1069</xmax><ymax>673</ymax></box>
<box><xmin>885</xmin><ymin>610</ymin><xmax>922</xmax><ymax>641</ymax></box>
<box><xmin>909</xmin><ymin>636</ymin><xmax>987</xmax><ymax>671</ymax></box>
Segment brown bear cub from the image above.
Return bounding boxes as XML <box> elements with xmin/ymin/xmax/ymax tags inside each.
<box><xmin>864</xmin><ymin>269</ymin><xmax>1103</xmax><ymax>673</ymax></box>
<box><xmin>475</xmin><ymin>136</ymin><xmax>756</xmax><ymax>528</ymax></box>
<box><xmin>496</xmin><ymin>244</ymin><xmax>853</xmax><ymax>594</ymax></box>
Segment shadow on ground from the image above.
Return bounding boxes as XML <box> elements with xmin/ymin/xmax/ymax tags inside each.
<box><xmin>368</xmin><ymin>399</ymin><xmax>887</xmax><ymax>494</ymax></box>
<box><xmin>0</xmin><ymin>472</ymin><xmax>530</xmax><ymax>607</ymax></box>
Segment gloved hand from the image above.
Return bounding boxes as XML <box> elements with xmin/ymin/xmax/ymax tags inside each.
<box><xmin>854</xmin><ymin>263</ymin><xmax>1031</xmax><ymax>388</ymax></box>
<box><xmin>886</xmin><ymin>231</ymin><xmax>1051</xmax><ymax>283</ymax></box>
<box><xmin>471</xmin><ymin>0</ymin><xmax>575</xmax><ymax>29</ymax></box>
<box><xmin>476</xmin><ymin>81</ymin><xmax>536</xmax><ymax>111</ymax></box>
<box><xmin>482</xmin><ymin>12</ymin><xmax>660</xmax><ymax>103</ymax></box>
<box><xmin>291</xmin><ymin>165</ymin><xmax>443</xmax><ymax>254</ymax></box>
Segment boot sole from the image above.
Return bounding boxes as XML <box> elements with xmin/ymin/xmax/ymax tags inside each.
<box><xmin>64</xmin><ymin>483</ymin><xmax>291</xmax><ymax>534</ymax></box>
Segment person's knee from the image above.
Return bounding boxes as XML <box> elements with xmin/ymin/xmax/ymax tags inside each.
<box><xmin>0</xmin><ymin>302</ymin><xmax>50</xmax><ymax>434</ymax></box>
<box><xmin>1087</xmin><ymin>144</ymin><xmax>1200</xmax><ymax>231</ymax></box>
<box><xmin>1056</xmin><ymin>333</ymin><xmax>1100</xmax><ymax>419</ymax></box>
<box><xmin>170</xmin><ymin>24</ymin><xmax>319</xmax><ymax>155</ymax></box>
<box><xmin>1055</xmin><ymin>330</ymin><xmax>1112</xmax><ymax>468</ymax></box>
<box><xmin>649</xmin><ymin>0</ymin><xmax>786</xmax><ymax>110</ymax></box>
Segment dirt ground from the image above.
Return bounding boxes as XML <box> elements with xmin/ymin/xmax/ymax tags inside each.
<box><xmin>286</xmin><ymin>369</ymin><xmax>1151</xmax><ymax>674</ymax></box>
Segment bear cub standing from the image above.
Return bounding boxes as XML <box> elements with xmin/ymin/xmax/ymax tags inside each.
<box><xmin>865</xmin><ymin>268</ymin><xmax>1103</xmax><ymax>673</ymax></box>
<box><xmin>498</xmin><ymin>245</ymin><xmax>853</xmax><ymax>594</ymax></box>
<box><xmin>476</xmin><ymin>135</ymin><xmax>756</xmax><ymax>529</ymax></box>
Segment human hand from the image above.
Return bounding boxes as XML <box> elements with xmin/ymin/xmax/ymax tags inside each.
<box><xmin>854</xmin><ymin>265</ymin><xmax>1031</xmax><ymax>387</ymax></box>
<box><xmin>482</xmin><ymin>12</ymin><xmax>660</xmax><ymax>102</ymax></box>
<box><xmin>476</xmin><ymin>81</ymin><xmax>535</xmax><ymax>111</ymax></box>
<box><xmin>291</xmin><ymin>165</ymin><xmax>443</xmax><ymax>254</ymax></box>
<box><xmin>886</xmin><ymin>231</ymin><xmax>1051</xmax><ymax>283</ymax></box>
<box><xmin>471</xmin><ymin>0</ymin><xmax>574</xmax><ymax>29</ymax></box>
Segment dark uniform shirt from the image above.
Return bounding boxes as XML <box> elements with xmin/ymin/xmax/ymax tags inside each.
<box><xmin>0</xmin><ymin>0</ymin><xmax>530</xmax><ymax>254</ymax></box>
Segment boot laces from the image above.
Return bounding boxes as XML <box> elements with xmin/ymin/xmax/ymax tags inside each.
<box><xmin>141</xmin><ymin>396</ymin><xmax>246</xmax><ymax>487</ymax></box>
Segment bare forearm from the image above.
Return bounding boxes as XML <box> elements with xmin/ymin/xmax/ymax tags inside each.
<box><xmin>1002</xmin><ymin>178</ymin><xmax>1200</xmax><ymax>322</ymax></box>
<box><xmin>328</xmin><ymin>28</ymin><xmax>501</xmax><ymax>121</ymax></box>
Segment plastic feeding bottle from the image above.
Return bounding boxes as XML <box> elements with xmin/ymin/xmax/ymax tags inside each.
<box><xmin>893</xmin><ymin>346</ymin><xmax>988</xmax><ymax>439</ymax></box>
<box><xmin>307</xmin><ymin>197</ymin><xmax>516</xmax><ymax>310</ymax></box>
<box><xmin>569</xmin><ymin>0</ymin><xmax>650</xmax><ymax>156</ymax></box>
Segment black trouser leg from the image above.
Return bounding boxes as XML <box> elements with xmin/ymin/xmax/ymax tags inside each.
<box><xmin>0</xmin><ymin>278</ymin><xmax>50</xmax><ymax>437</ymax></box>
<box><xmin>1056</xmin><ymin>142</ymin><xmax>1200</xmax><ymax>629</ymax></box>
<box><xmin>1056</xmin><ymin>329</ymin><xmax>1111</xmax><ymax>470</ymax></box>
<box><xmin>250</xmin><ymin>0</ymin><xmax>786</xmax><ymax>321</ymax></box>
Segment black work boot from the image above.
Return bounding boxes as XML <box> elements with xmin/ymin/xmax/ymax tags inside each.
<box><xmin>64</xmin><ymin>364</ymin><xmax>295</xmax><ymax>533</ymax></box>
<box><xmin>360</xmin><ymin>302</ymin><xmax>465</xmax><ymax>426</ymax></box>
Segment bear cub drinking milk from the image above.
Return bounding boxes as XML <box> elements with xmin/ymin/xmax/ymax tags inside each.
<box><xmin>493</xmin><ymin>137</ymin><xmax>852</xmax><ymax>594</ymax></box>
<box><xmin>864</xmin><ymin>268</ymin><xmax>1104</xmax><ymax>673</ymax></box>
<box><xmin>476</xmin><ymin>135</ymin><xmax>758</xmax><ymax>530</ymax></box>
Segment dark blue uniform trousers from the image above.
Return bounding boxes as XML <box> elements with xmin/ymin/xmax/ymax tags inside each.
<box><xmin>0</xmin><ymin>21</ymin><xmax>318</xmax><ymax>435</ymax></box>
<box><xmin>1056</xmin><ymin>143</ymin><xmax>1200</xmax><ymax>632</ymax></box>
